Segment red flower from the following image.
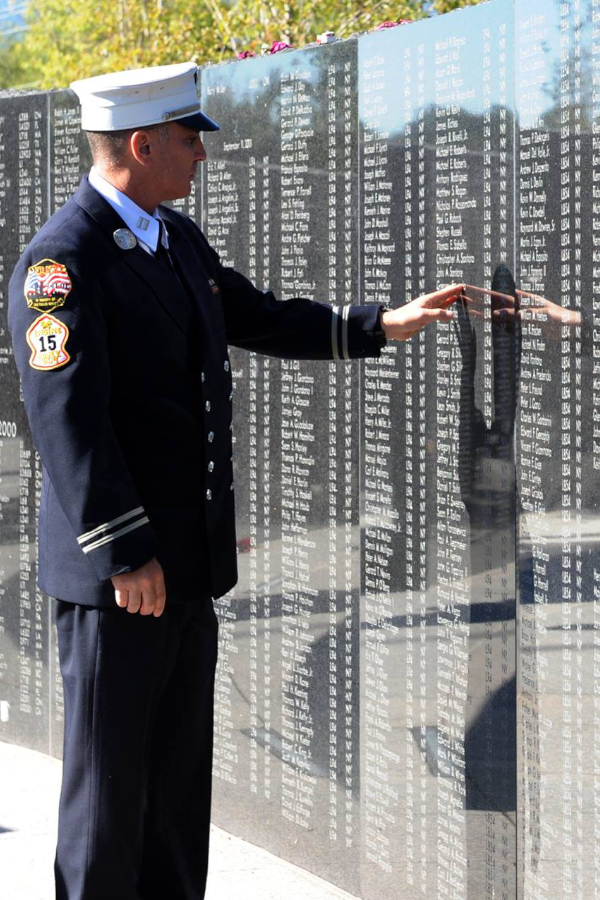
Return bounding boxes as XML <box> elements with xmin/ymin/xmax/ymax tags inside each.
<box><xmin>236</xmin><ymin>50</ymin><xmax>256</xmax><ymax>59</ymax></box>
<box><xmin>377</xmin><ymin>20</ymin><xmax>412</xmax><ymax>30</ymax></box>
<box><xmin>269</xmin><ymin>40</ymin><xmax>292</xmax><ymax>53</ymax></box>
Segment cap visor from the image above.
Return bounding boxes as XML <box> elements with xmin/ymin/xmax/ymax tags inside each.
<box><xmin>174</xmin><ymin>111</ymin><xmax>220</xmax><ymax>132</ymax></box>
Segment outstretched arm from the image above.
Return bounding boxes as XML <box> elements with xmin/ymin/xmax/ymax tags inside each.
<box><xmin>381</xmin><ymin>284</ymin><xmax>464</xmax><ymax>342</ymax></box>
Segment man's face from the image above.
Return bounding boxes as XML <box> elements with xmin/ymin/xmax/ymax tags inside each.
<box><xmin>152</xmin><ymin>122</ymin><xmax>207</xmax><ymax>200</ymax></box>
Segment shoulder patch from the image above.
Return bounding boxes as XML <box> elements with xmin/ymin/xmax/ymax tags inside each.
<box><xmin>24</xmin><ymin>259</ymin><xmax>72</xmax><ymax>313</ymax></box>
<box><xmin>26</xmin><ymin>314</ymin><xmax>71</xmax><ymax>371</ymax></box>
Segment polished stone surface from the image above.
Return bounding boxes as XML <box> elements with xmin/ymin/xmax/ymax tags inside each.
<box><xmin>199</xmin><ymin>5</ymin><xmax>519</xmax><ymax>897</ymax></box>
<box><xmin>514</xmin><ymin>2</ymin><xmax>599</xmax><ymax>898</ymax></box>
<box><xmin>0</xmin><ymin>2</ymin><xmax>597</xmax><ymax>898</ymax></box>
<box><xmin>200</xmin><ymin>39</ymin><xmax>364</xmax><ymax>895</ymax></box>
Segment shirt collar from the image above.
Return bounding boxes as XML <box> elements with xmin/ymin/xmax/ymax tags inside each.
<box><xmin>88</xmin><ymin>166</ymin><xmax>168</xmax><ymax>253</ymax></box>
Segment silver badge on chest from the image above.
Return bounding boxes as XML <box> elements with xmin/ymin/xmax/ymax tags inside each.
<box><xmin>113</xmin><ymin>229</ymin><xmax>137</xmax><ymax>250</ymax></box>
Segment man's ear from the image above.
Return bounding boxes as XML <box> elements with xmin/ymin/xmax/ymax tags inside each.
<box><xmin>130</xmin><ymin>130</ymin><xmax>153</xmax><ymax>165</ymax></box>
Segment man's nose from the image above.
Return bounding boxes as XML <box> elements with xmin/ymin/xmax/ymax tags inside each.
<box><xmin>196</xmin><ymin>140</ymin><xmax>207</xmax><ymax>162</ymax></box>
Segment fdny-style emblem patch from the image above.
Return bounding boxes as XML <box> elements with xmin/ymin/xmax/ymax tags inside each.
<box><xmin>26</xmin><ymin>314</ymin><xmax>71</xmax><ymax>371</ymax></box>
<box><xmin>24</xmin><ymin>259</ymin><xmax>72</xmax><ymax>313</ymax></box>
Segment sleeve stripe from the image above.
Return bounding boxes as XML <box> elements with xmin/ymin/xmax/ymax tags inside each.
<box><xmin>77</xmin><ymin>506</ymin><xmax>145</xmax><ymax>546</ymax></box>
<box><xmin>81</xmin><ymin>516</ymin><xmax>150</xmax><ymax>555</ymax></box>
<box><xmin>341</xmin><ymin>305</ymin><xmax>350</xmax><ymax>361</ymax></box>
<box><xmin>331</xmin><ymin>306</ymin><xmax>340</xmax><ymax>361</ymax></box>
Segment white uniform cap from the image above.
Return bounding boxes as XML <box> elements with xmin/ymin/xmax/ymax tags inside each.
<box><xmin>70</xmin><ymin>61</ymin><xmax>220</xmax><ymax>133</ymax></box>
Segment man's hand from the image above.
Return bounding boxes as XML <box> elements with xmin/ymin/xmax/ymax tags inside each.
<box><xmin>381</xmin><ymin>284</ymin><xmax>464</xmax><ymax>342</ymax></box>
<box><xmin>111</xmin><ymin>558</ymin><xmax>166</xmax><ymax>617</ymax></box>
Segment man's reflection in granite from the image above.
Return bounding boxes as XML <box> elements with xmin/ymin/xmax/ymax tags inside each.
<box><xmin>462</xmin><ymin>277</ymin><xmax>583</xmax><ymax>887</ymax></box>
<box><xmin>443</xmin><ymin>269</ymin><xmax>517</xmax><ymax>819</ymax></box>
<box><xmin>433</xmin><ymin>269</ymin><xmax>517</xmax><ymax>895</ymax></box>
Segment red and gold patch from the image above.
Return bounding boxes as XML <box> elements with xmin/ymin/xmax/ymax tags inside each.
<box><xmin>26</xmin><ymin>314</ymin><xmax>70</xmax><ymax>371</ymax></box>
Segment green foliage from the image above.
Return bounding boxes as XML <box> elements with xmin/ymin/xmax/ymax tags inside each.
<box><xmin>12</xmin><ymin>0</ymin><xmax>216</xmax><ymax>88</ymax></box>
<box><xmin>0</xmin><ymin>0</ymin><xmax>485</xmax><ymax>90</ymax></box>
<box><xmin>0</xmin><ymin>36</ymin><xmax>29</xmax><ymax>88</ymax></box>
<box><xmin>219</xmin><ymin>0</ymin><xmax>428</xmax><ymax>57</ymax></box>
<box><xmin>431</xmin><ymin>0</ymin><xmax>482</xmax><ymax>11</ymax></box>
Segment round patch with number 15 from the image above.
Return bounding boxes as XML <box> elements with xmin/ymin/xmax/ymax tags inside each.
<box><xmin>26</xmin><ymin>313</ymin><xmax>70</xmax><ymax>370</ymax></box>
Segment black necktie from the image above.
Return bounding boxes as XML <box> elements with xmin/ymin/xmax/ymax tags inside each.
<box><xmin>155</xmin><ymin>220</ymin><xmax>173</xmax><ymax>269</ymax></box>
<box><xmin>154</xmin><ymin>220</ymin><xmax>194</xmax><ymax>317</ymax></box>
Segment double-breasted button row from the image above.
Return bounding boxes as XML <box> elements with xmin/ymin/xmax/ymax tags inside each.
<box><xmin>202</xmin><ymin>363</ymin><xmax>231</xmax><ymax>500</ymax></box>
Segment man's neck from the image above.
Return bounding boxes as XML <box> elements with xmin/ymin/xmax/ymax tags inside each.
<box><xmin>93</xmin><ymin>165</ymin><xmax>157</xmax><ymax>215</ymax></box>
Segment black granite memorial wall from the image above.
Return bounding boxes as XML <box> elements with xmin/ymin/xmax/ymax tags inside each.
<box><xmin>0</xmin><ymin>1</ymin><xmax>596</xmax><ymax>897</ymax></box>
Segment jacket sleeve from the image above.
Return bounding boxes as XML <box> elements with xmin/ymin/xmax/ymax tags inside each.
<box><xmin>198</xmin><ymin>231</ymin><xmax>384</xmax><ymax>361</ymax></box>
<box><xmin>8</xmin><ymin>245</ymin><xmax>159</xmax><ymax>582</ymax></box>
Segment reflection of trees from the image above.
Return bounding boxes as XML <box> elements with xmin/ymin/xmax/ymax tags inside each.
<box><xmin>541</xmin><ymin>0</ymin><xmax>593</xmax><ymax>135</ymax></box>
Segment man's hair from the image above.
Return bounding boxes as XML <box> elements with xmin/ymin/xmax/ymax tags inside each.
<box><xmin>85</xmin><ymin>123</ymin><xmax>170</xmax><ymax>167</ymax></box>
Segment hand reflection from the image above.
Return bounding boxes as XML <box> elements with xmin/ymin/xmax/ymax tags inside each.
<box><xmin>458</xmin><ymin>284</ymin><xmax>580</xmax><ymax>340</ymax></box>
<box><xmin>511</xmin><ymin>290</ymin><xmax>580</xmax><ymax>340</ymax></box>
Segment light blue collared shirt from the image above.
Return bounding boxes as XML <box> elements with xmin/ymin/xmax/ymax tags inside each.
<box><xmin>88</xmin><ymin>167</ymin><xmax>169</xmax><ymax>255</ymax></box>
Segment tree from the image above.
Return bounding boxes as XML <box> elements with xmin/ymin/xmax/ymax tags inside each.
<box><xmin>0</xmin><ymin>0</ymin><xmax>485</xmax><ymax>90</ymax></box>
<box><xmin>0</xmin><ymin>36</ymin><xmax>29</xmax><ymax>88</ymax></box>
<box><xmin>10</xmin><ymin>0</ymin><xmax>215</xmax><ymax>88</ymax></box>
<box><xmin>217</xmin><ymin>0</ymin><xmax>429</xmax><ymax>57</ymax></box>
<box><xmin>430</xmin><ymin>0</ymin><xmax>482</xmax><ymax>12</ymax></box>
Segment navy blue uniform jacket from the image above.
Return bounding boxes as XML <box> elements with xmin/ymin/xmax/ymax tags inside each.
<box><xmin>8</xmin><ymin>177</ymin><xmax>383</xmax><ymax>608</ymax></box>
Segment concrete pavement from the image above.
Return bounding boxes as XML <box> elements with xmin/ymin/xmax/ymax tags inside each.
<box><xmin>0</xmin><ymin>740</ymin><xmax>358</xmax><ymax>900</ymax></box>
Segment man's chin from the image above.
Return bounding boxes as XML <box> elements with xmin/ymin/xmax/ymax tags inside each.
<box><xmin>166</xmin><ymin>184</ymin><xmax>193</xmax><ymax>202</ymax></box>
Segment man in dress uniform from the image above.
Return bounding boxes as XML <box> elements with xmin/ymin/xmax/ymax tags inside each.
<box><xmin>8</xmin><ymin>62</ymin><xmax>463</xmax><ymax>899</ymax></box>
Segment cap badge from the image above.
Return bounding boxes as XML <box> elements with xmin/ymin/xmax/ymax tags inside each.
<box><xmin>113</xmin><ymin>229</ymin><xmax>137</xmax><ymax>250</ymax></box>
<box><xmin>24</xmin><ymin>259</ymin><xmax>72</xmax><ymax>313</ymax></box>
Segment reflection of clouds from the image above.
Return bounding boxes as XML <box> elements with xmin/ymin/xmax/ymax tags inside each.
<box><xmin>516</xmin><ymin>0</ymin><xmax>563</xmax><ymax>130</ymax></box>
<box><xmin>359</xmin><ymin>1</ymin><xmax>516</xmax><ymax>122</ymax></box>
<box><xmin>201</xmin><ymin>45</ymin><xmax>326</xmax><ymax>132</ymax></box>
<box><xmin>520</xmin><ymin>510</ymin><xmax>600</xmax><ymax>552</ymax></box>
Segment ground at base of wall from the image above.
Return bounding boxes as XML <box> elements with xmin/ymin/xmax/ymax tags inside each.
<box><xmin>0</xmin><ymin>740</ymin><xmax>358</xmax><ymax>900</ymax></box>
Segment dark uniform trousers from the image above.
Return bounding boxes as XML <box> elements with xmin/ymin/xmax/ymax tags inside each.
<box><xmin>55</xmin><ymin>598</ymin><xmax>218</xmax><ymax>900</ymax></box>
<box><xmin>8</xmin><ymin>176</ymin><xmax>384</xmax><ymax>900</ymax></box>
